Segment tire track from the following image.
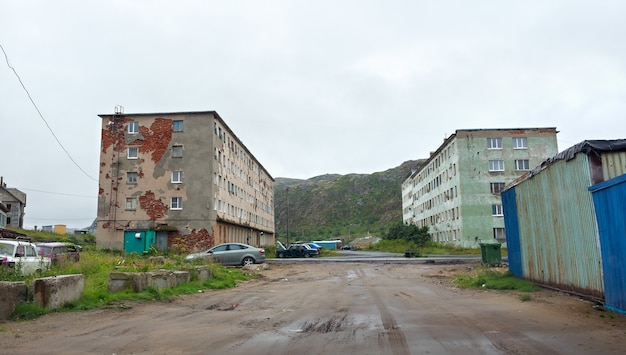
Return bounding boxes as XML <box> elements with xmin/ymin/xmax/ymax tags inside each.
<box><xmin>355</xmin><ymin>267</ymin><xmax>410</xmax><ymax>355</ymax></box>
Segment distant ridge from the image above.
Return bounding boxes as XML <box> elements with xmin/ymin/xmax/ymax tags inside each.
<box><xmin>274</xmin><ymin>160</ymin><xmax>425</xmax><ymax>242</ymax></box>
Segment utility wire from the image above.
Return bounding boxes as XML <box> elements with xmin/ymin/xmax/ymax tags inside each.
<box><xmin>15</xmin><ymin>187</ymin><xmax>97</xmax><ymax>199</ymax></box>
<box><xmin>0</xmin><ymin>43</ymin><xmax>98</xmax><ymax>182</ymax></box>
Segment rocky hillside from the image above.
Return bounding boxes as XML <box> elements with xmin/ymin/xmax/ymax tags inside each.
<box><xmin>273</xmin><ymin>160</ymin><xmax>425</xmax><ymax>242</ymax></box>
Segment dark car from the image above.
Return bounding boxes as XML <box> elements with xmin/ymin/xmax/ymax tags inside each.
<box><xmin>276</xmin><ymin>243</ymin><xmax>319</xmax><ymax>258</ymax></box>
<box><xmin>185</xmin><ymin>243</ymin><xmax>266</xmax><ymax>266</ymax></box>
<box><xmin>35</xmin><ymin>242</ymin><xmax>81</xmax><ymax>265</ymax></box>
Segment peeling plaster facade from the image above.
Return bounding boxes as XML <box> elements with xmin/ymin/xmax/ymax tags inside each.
<box><xmin>97</xmin><ymin>111</ymin><xmax>275</xmax><ymax>252</ymax></box>
<box><xmin>402</xmin><ymin>128</ymin><xmax>558</xmax><ymax>248</ymax></box>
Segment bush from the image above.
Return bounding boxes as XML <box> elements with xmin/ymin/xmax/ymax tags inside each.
<box><xmin>383</xmin><ymin>222</ymin><xmax>430</xmax><ymax>246</ymax></box>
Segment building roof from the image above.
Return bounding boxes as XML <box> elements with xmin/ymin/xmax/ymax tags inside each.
<box><xmin>549</xmin><ymin>139</ymin><xmax>626</xmax><ymax>162</ymax></box>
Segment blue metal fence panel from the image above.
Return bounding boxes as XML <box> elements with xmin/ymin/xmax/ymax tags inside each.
<box><xmin>590</xmin><ymin>173</ymin><xmax>626</xmax><ymax>315</ymax></box>
<box><xmin>502</xmin><ymin>188</ymin><xmax>522</xmax><ymax>277</ymax></box>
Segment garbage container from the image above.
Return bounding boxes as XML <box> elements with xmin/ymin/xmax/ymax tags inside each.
<box><xmin>479</xmin><ymin>242</ymin><xmax>502</xmax><ymax>266</ymax></box>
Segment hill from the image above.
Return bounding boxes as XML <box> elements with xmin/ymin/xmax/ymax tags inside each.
<box><xmin>274</xmin><ymin>160</ymin><xmax>425</xmax><ymax>243</ymax></box>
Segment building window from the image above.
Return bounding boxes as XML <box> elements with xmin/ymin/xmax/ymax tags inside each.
<box><xmin>127</xmin><ymin>147</ymin><xmax>138</xmax><ymax>159</ymax></box>
<box><xmin>492</xmin><ymin>204</ymin><xmax>504</xmax><ymax>216</ymax></box>
<box><xmin>172</xmin><ymin>145</ymin><xmax>183</xmax><ymax>158</ymax></box>
<box><xmin>513</xmin><ymin>137</ymin><xmax>528</xmax><ymax>149</ymax></box>
<box><xmin>493</xmin><ymin>227</ymin><xmax>506</xmax><ymax>240</ymax></box>
<box><xmin>126</xmin><ymin>197</ymin><xmax>137</xmax><ymax>210</ymax></box>
<box><xmin>488</xmin><ymin>160</ymin><xmax>504</xmax><ymax>171</ymax></box>
<box><xmin>171</xmin><ymin>197</ymin><xmax>183</xmax><ymax>210</ymax></box>
<box><xmin>487</xmin><ymin>138</ymin><xmax>502</xmax><ymax>149</ymax></box>
<box><xmin>490</xmin><ymin>182</ymin><xmax>505</xmax><ymax>194</ymax></box>
<box><xmin>128</xmin><ymin>121</ymin><xmax>139</xmax><ymax>134</ymax></box>
<box><xmin>171</xmin><ymin>171</ymin><xmax>182</xmax><ymax>183</ymax></box>
<box><xmin>173</xmin><ymin>120</ymin><xmax>183</xmax><ymax>132</ymax></box>
<box><xmin>515</xmin><ymin>159</ymin><xmax>530</xmax><ymax>171</ymax></box>
<box><xmin>127</xmin><ymin>172</ymin><xmax>138</xmax><ymax>183</ymax></box>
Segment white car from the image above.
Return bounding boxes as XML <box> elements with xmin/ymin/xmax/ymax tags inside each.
<box><xmin>0</xmin><ymin>239</ymin><xmax>51</xmax><ymax>275</ymax></box>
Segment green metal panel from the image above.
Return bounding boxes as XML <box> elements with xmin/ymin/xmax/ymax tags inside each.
<box><xmin>124</xmin><ymin>231</ymin><xmax>145</xmax><ymax>254</ymax></box>
<box><xmin>124</xmin><ymin>230</ymin><xmax>157</xmax><ymax>254</ymax></box>
<box><xmin>514</xmin><ymin>154</ymin><xmax>603</xmax><ymax>298</ymax></box>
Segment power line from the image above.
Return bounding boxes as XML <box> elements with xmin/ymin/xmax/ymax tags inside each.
<box><xmin>0</xmin><ymin>43</ymin><xmax>98</xmax><ymax>182</ymax></box>
<box><xmin>15</xmin><ymin>187</ymin><xmax>97</xmax><ymax>199</ymax></box>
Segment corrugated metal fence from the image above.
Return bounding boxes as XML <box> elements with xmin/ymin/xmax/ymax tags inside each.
<box><xmin>589</xmin><ymin>173</ymin><xmax>626</xmax><ymax>315</ymax></box>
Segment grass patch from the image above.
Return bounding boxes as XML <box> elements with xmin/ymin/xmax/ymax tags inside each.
<box><xmin>11</xmin><ymin>303</ymin><xmax>48</xmax><ymax>321</ymax></box>
<box><xmin>454</xmin><ymin>267</ymin><xmax>539</xmax><ymax>292</ymax></box>
<box><xmin>519</xmin><ymin>294</ymin><xmax>532</xmax><ymax>302</ymax></box>
<box><xmin>366</xmin><ymin>240</ymin><xmax>484</xmax><ymax>256</ymax></box>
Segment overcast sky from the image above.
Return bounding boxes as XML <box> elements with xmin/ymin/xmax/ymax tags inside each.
<box><xmin>1</xmin><ymin>1</ymin><xmax>625</xmax><ymax>229</ymax></box>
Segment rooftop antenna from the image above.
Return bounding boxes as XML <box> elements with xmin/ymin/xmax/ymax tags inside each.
<box><xmin>114</xmin><ymin>105</ymin><xmax>124</xmax><ymax>114</ymax></box>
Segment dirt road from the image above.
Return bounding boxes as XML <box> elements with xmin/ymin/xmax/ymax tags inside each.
<box><xmin>2</xmin><ymin>262</ymin><xmax>625</xmax><ymax>354</ymax></box>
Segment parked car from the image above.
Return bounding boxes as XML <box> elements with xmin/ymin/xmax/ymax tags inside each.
<box><xmin>306</xmin><ymin>242</ymin><xmax>322</xmax><ymax>251</ymax></box>
<box><xmin>276</xmin><ymin>243</ymin><xmax>319</xmax><ymax>258</ymax></box>
<box><xmin>0</xmin><ymin>239</ymin><xmax>51</xmax><ymax>275</ymax></box>
<box><xmin>185</xmin><ymin>243</ymin><xmax>266</xmax><ymax>266</ymax></box>
<box><xmin>35</xmin><ymin>242</ymin><xmax>81</xmax><ymax>265</ymax></box>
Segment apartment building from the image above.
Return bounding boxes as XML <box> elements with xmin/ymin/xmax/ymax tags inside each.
<box><xmin>402</xmin><ymin>128</ymin><xmax>558</xmax><ymax>247</ymax></box>
<box><xmin>97</xmin><ymin>110</ymin><xmax>275</xmax><ymax>252</ymax></box>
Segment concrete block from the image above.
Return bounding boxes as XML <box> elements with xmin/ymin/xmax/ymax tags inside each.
<box><xmin>0</xmin><ymin>281</ymin><xmax>28</xmax><ymax>320</ymax></box>
<box><xmin>32</xmin><ymin>274</ymin><xmax>84</xmax><ymax>310</ymax></box>
<box><xmin>173</xmin><ymin>271</ymin><xmax>190</xmax><ymax>286</ymax></box>
<box><xmin>149</xmin><ymin>270</ymin><xmax>176</xmax><ymax>290</ymax></box>
<box><xmin>108</xmin><ymin>272</ymin><xmax>151</xmax><ymax>293</ymax></box>
<box><xmin>194</xmin><ymin>266</ymin><xmax>212</xmax><ymax>282</ymax></box>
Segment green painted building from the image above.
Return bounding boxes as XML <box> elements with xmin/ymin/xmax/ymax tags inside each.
<box><xmin>402</xmin><ymin>128</ymin><xmax>558</xmax><ymax>247</ymax></box>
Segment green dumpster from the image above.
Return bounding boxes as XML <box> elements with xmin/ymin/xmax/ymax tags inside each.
<box><xmin>479</xmin><ymin>242</ymin><xmax>502</xmax><ymax>266</ymax></box>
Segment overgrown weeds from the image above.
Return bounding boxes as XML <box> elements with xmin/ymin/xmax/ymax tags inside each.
<box><xmin>4</xmin><ymin>246</ymin><xmax>253</xmax><ymax>321</ymax></box>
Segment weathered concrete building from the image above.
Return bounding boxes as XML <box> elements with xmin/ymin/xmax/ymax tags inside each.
<box><xmin>402</xmin><ymin>128</ymin><xmax>558</xmax><ymax>247</ymax></box>
<box><xmin>0</xmin><ymin>177</ymin><xmax>27</xmax><ymax>229</ymax></box>
<box><xmin>97</xmin><ymin>110</ymin><xmax>275</xmax><ymax>252</ymax></box>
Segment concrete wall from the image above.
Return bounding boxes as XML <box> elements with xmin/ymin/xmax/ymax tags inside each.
<box><xmin>32</xmin><ymin>274</ymin><xmax>85</xmax><ymax>310</ymax></box>
<box><xmin>1</xmin><ymin>267</ymin><xmax>213</xmax><ymax>320</ymax></box>
<box><xmin>0</xmin><ymin>281</ymin><xmax>28</xmax><ymax>320</ymax></box>
<box><xmin>107</xmin><ymin>268</ymin><xmax>214</xmax><ymax>293</ymax></box>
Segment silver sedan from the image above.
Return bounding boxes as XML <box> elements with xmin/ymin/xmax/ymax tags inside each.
<box><xmin>185</xmin><ymin>243</ymin><xmax>266</xmax><ymax>266</ymax></box>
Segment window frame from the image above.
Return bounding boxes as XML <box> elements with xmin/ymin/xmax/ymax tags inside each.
<box><xmin>125</xmin><ymin>197</ymin><xmax>138</xmax><ymax>210</ymax></box>
<box><xmin>513</xmin><ymin>137</ymin><xmax>528</xmax><ymax>149</ymax></box>
<box><xmin>126</xmin><ymin>172</ymin><xmax>138</xmax><ymax>184</ymax></box>
<box><xmin>487</xmin><ymin>138</ymin><xmax>503</xmax><ymax>149</ymax></box>
<box><xmin>515</xmin><ymin>159</ymin><xmax>530</xmax><ymax>171</ymax></box>
<box><xmin>171</xmin><ymin>171</ymin><xmax>183</xmax><ymax>183</ymax></box>
<box><xmin>490</xmin><ymin>182</ymin><xmax>505</xmax><ymax>194</ymax></box>
<box><xmin>127</xmin><ymin>147</ymin><xmax>139</xmax><ymax>159</ymax></box>
<box><xmin>170</xmin><ymin>197</ymin><xmax>183</xmax><ymax>210</ymax></box>
<box><xmin>488</xmin><ymin>160</ymin><xmax>505</xmax><ymax>172</ymax></box>
<box><xmin>173</xmin><ymin>120</ymin><xmax>183</xmax><ymax>132</ymax></box>
<box><xmin>128</xmin><ymin>121</ymin><xmax>139</xmax><ymax>134</ymax></box>
<box><xmin>172</xmin><ymin>145</ymin><xmax>183</xmax><ymax>158</ymax></box>
<box><xmin>492</xmin><ymin>204</ymin><xmax>504</xmax><ymax>216</ymax></box>
<box><xmin>493</xmin><ymin>227</ymin><xmax>506</xmax><ymax>240</ymax></box>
